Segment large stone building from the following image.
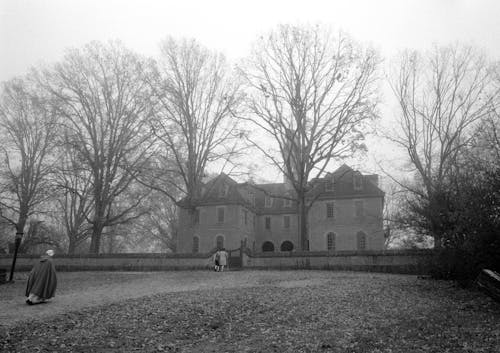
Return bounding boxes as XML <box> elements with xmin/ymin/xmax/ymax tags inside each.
<box><xmin>177</xmin><ymin>164</ymin><xmax>385</xmax><ymax>253</ymax></box>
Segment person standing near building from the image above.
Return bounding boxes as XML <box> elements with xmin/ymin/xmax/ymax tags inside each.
<box><xmin>218</xmin><ymin>248</ymin><xmax>228</xmax><ymax>272</ymax></box>
<box><xmin>25</xmin><ymin>249</ymin><xmax>57</xmax><ymax>305</ymax></box>
<box><xmin>213</xmin><ymin>250</ymin><xmax>220</xmax><ymax>271</ymax></box>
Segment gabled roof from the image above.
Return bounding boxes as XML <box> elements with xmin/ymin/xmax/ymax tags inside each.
<box><xmin>178</xmin><ymin>165</ymin><xmax>384</xmax><ymax>211</ymax></box>
<box><xmin>246</xmin><ymin>183</ymin><xmax>296</xmax><ymax>214</ymax></box>
<box><xmin>198</xmin><ymin>173</ymin><xmax>246</xmax><ymax>205</ymax></box>
<box><xmin>314</xmin><ymin>164</ymin><xmax>384</xmax><ymax>200</ymax></box>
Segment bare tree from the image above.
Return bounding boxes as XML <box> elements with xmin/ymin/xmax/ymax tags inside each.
<box><xmin>241</xmin><ymin>25</ymin><xmax>379</xmax><ymax>250</ymax></box>
<box><xmin>128</xmin><ymin>191</ymin><xmax>178</xmax><ymax>252</ymax></box>
<box><xmin>0</xmin><ymin>77</ymin><xmax>58</xmax><ymax>239</ymax></box>
<box><xmin>51</xmin><ymin>135</ymin><xmax>93</xmax><ymax>254</ymax></box>
<box><xmin>141</xmin><ymin>37</ymin><xmax>244</xmax><ymax>209</ymax></box>
<box><xmin>388</xmin><ymin>45</ymin><xmax>498</xmax><ymax>246</ymax></box>
<box><xmin>38</xmin><ymin>41</ymin><xmax>155</xmax><ymax>253</ymax></box>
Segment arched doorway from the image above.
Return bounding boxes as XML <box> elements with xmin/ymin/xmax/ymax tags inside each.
<box><xmin>262</xmin><ymin>241</ymin><xmax>275</xmax><ymax>252</ymax></box>
<box><xmin>280</xmin><ymin>241</ymin><xmax>294</xmax><ymax>252</ymax></box>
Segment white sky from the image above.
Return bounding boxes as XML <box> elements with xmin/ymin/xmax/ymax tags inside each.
<box><xmin>1</xmin><ymin>0</ymin><xmax>500</xmax><ymax>182</ymax></box>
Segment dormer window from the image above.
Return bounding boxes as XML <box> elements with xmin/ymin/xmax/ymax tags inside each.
<box><xmin>283</xmin><ymin>198</ymin><xmax>292</xmax><ymax>207</ymax></box>
<box><xmin>325</xmin><ymin>177</ymin><xmax>334</xmax><ymax>192</ymax></box>
<box><xmin>265</xmin><ymin>196</ymin><xmax>273</xmax><ymax>208</ymax></box>
<box><xmin>248</xmin><ymin>191</ymin><xmax>255</xmax><ymax>206</ymax></box>
<box><xmin>354</xmin><ymin>174</ymin><xmax>363</xmax><ymax>191</ymax></box>
<box><xmin>219</xmin><ymin>184</ymin><xmax>229</xmax><ymax>197</ymax></box>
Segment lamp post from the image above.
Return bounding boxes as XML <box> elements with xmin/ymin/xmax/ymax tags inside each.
<box><xmin>9</xmin><ymin>231</ymin><xmax>23</xmax><ymax>282</ymax></box>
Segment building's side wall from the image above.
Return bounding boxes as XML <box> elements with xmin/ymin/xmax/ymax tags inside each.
<box><xmin>254</xmin><ymin>213</ymin><xmax>300</xmax><ymax>252</ymax></box>
<box><xmin>308</xmin><ymin>197</ymin><xmax>384</xmax><ymax>251</ymax></box>
<box><xmin>178</xmin><ymin>205</ymin><xmax>257</xmax><ymax>253</ymax></box>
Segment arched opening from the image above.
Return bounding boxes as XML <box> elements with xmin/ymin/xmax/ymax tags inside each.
<box><xmin>215</xmin><ymin>235</ymin><xmax>224</xmax><ymax>250</ymax></box>
<box><xmin>326</xmin><ymin>232</ymin><xmax>336</xmax><ymax>251</ymax></box>
<box><xmin>192</xmin><ymin>236</ymin><xmax>200</xmax><ymax>253</ymax></box>
<box><xmin>280</xmin><ymin>241</ymin><xmax>294</xmax><ymax>252</ymax></box>
<box><xmin>262</xmin><ymin>241</ymin><xmax>275</xmax><ymax>252</ymax></box>
<box><xmin>357</xmin><ymin>231</ymin><xmax>367</xmax><ymax>250</ymax></box>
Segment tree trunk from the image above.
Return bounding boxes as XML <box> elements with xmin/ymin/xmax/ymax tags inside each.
<box><xmin>297</xmin><ymin>194</ymin><xmax>309</xmax><ymax>251</ymax></box>
<box><xmin>68</xmin><ymin>238</ymin><xmax>76</xmax><ymax>254</ymax></box>
<box><xmin>89</xmin><ymin>224</ymin><xmax>104</xmax><ymax>254</ymax></box>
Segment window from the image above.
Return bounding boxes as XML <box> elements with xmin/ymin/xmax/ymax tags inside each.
<box><xmin>283</xmin><ymin>215</ymin><xmax>290</xmax><ymax>229</ymax></box>
<box><xmin>357</xmin><ymin>231</ymin><xmax>366</xmax><ymax>250</ymax></box>
<box><xmin>283</xmin><ymin>198</ymin><xmax>292</xmax><ymax>207</ymax></box>
<box><xmin>354</xmin><ymin>200</ymin><xmax>364</xmax><ymax>218</ymax></box>
<box><xmin>244</xmin><ymin>210</ymin><xmax>248</xmax><ymax>225</ymax></box>
<box><xmin>280</xmin><ymin>241</ymin><xmax>294</xmax><ymax>251</ymax></box>
<box><xmin>354</xmin><ymin>174</ymin><xmax>363</xmax><ymax>190</ymax></box>
<box><xmin>262</xmin><ymin>241</ymin><xmax>274</xmax><ymax>252</ymax></box>
<box><xmin>265</xmin><ymin>196</ymin><xmax>273</xmax><ymax>208</ymax></box>
<box><xmin>265</xmin><ymin>216</ymin><xmax>271</xmax><ymax>230</ymax></box>
<box><xmin>217</xmin><ymin>206</ymin><xmax>225</xmax><ymax>224</ymax></box>
<box><xmin>193</xmin><ymin>209</ymin><xmax>200</xmax><ymax>224</ymax></box>
<box><xmin>216</xmin><ymin>235</ymin><xmax>224</xmax><ymax>250</ymax></box>
<box><xmin>326</xmin><ymin>202</ymin><xmax>334</xmax><ymax>219</ymax></box>
<box><xmin>249</xmin><ymin>192</ymin><xmax>255</xmax><ymax>206</ymax></box>
<box><xmin>325</xmin><ymin>177</ymin><xmax>334</xmax><ymax>191</ymax></box>
<box><xmin>219</xmin><ymin>184</ymin><xmax>229</xmax><ymax>197</ymax></box>
<box><xmin>327</xmin><ymin>232</ymin><xmax>336</xmax><ymax>251</ymax></box>
<box><xmin>192</xmin><ymin>236</ymin><xmax>199</xmax><ymax>253</ymax></box>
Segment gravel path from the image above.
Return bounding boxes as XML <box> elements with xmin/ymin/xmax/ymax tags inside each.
<box><xmin>0</xmin><ymin>270</ymin><xmax>343</xmax><ymax>328</ymax></box>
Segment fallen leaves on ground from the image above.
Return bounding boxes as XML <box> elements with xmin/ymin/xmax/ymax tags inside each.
<box><xmin>1</xmin><ymin>271</ymin><xmax>499</xmax><ymax>352</ymax></box>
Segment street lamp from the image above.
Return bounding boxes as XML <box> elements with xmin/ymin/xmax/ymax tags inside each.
<box><xmin>9</xmin><ymin>231</ymin><xmax>23</xmax><ymax>282</ymax></box>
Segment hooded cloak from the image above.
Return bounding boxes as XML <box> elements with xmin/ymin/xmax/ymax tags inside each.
<box><xmin>25</xmin><ymin>255</ymin><xmax>57</xmax><ymax>299</ymax></box>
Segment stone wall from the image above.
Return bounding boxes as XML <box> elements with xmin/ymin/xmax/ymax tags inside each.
<box><xmin>243</xmin><ymin>249</ymin><xmax>433</xmax><ymax>274</ymax></box>
<box><xmin>0</xmin><ymin>253</ymin><xmax>214</xmax><ymax>272</ymax></box>
<box><xmin>0</xmin><ymin>249</ymin><xmax>434</xmax><ymax>274</ymax></box>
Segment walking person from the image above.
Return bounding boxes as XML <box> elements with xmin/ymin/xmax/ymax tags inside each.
<box><xmin>218</xmin><ymin>248</ymin><xmax>228</xmax><ymax>272</ymax></box>
<box><xmin>213</xmin><ymin>250</ymin><xmax>220</xmax><ymax>272</ymax></box>
<box><xmin>25</xmin><ymin>249</ymin><xmax>57</xmax><ymax>305</ymax></box>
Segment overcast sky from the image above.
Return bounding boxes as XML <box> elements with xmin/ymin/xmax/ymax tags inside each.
<box><xmin>1</xmin><ymin>0</ymin><xmax>499</xmax><ymax>181</ymax></box>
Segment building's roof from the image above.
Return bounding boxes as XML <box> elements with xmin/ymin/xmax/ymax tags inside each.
<box><xmin>178</xmin><ymin>165</ymin><xmax>384</xmax><ymax>213</ymax></box>
<box><xmin>312</xmin><ymin>164</ymin><xmax>385</xmax><ymax>200</ymax></box>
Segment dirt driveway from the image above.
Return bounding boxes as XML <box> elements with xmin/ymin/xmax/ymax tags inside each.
<box><xmin>0</xmin><ymin>270</ymin><xmax>329</xmax><ymax>328</ymax></box>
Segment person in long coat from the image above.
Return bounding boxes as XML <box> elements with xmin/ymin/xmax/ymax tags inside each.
<box><xmin>218</xmin><ymin>248</ymin><xmax>228</xmax><ymax>272</ymax></box>
<box><xmin>25</xmin><ymin>249</ymin><xmax>57</xmax><ymax>305</ymax></box>
<box><xmin>213</xmin><ymin>250</ymin><xmax>220</xmax><ymax>271</ymax></box>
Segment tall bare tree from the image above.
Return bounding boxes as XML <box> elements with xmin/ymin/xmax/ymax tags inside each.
<box><xmin>38</xmin><ymin>41</ymin><xmax>155</xmax><ymax>253</ymax></box>
<box><xmin>388</xmin><ymin>45</ymin><xmax>498</xmax><ymax>246</ymax></box>
<box><xmin>141</xmin><ymin>37</ymin><xmax>244</xmax><ymax>210</ymax></box>
<box><xmin>51</xmin><ymin>135</ymin><xmax>93</xmax><ymax>254</ymax></box>
<box><xmin>241</xmin><ymin>25</ymin><xmax>379</xmax><ymax>250</ymax></box>
<box><xmin>0</xmin><ymin>77</ymin><xmax>58</xmax><ymax>239</ymax></box>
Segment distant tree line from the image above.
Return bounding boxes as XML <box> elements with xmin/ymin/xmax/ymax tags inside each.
<box><xmin>0</xmin><ymin>25</ymin><xmax>498</xmax><ymax>282</ymax></box>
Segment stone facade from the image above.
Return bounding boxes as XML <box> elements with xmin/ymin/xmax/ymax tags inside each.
<box><xmin>177</xmin><ymin>164</ymin><xmax>385</xmax><ymax>253</ymax></box>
